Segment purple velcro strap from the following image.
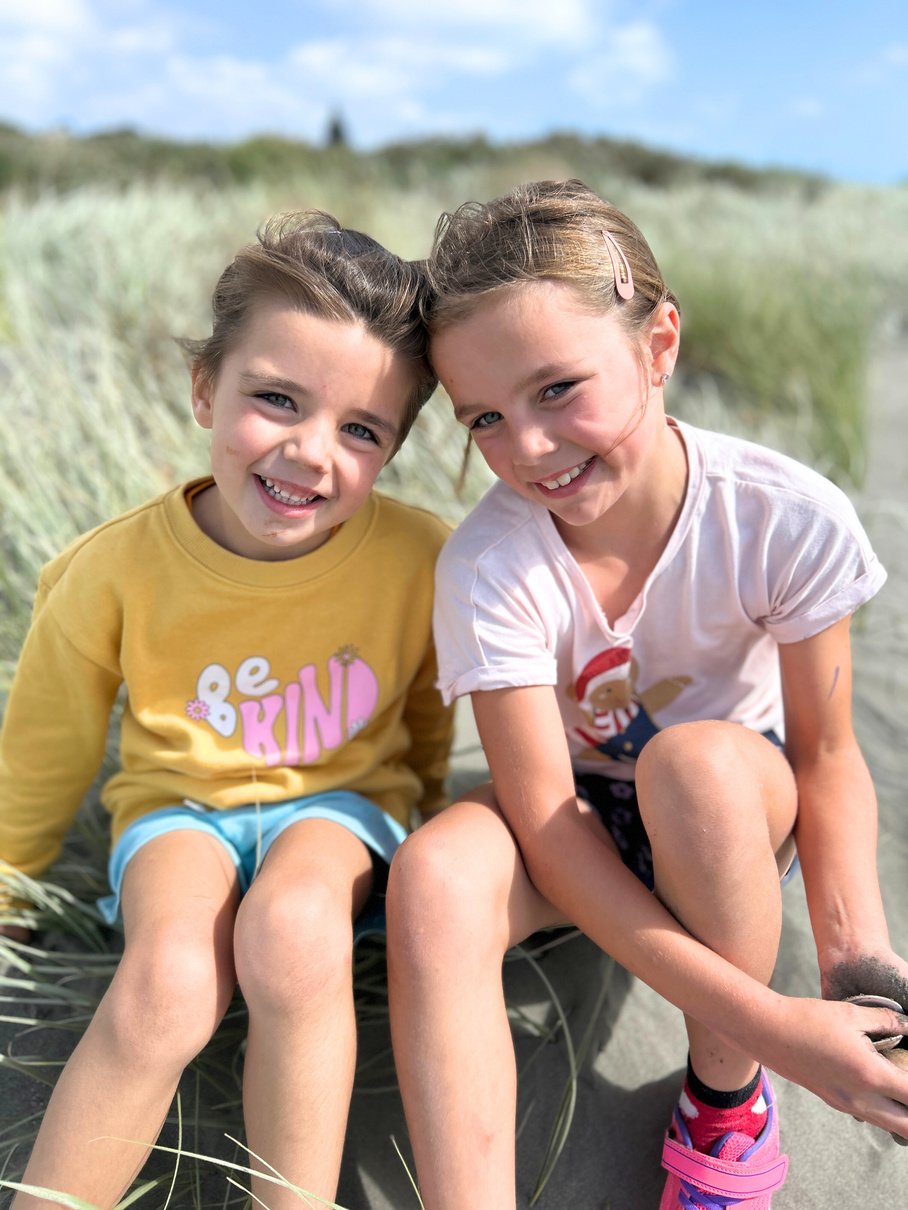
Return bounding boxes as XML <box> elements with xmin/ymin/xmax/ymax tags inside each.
<box><xmin>661</xmin><ymin>1136</ymin><xmax>789</xmax><ymax>1199</ymax></box>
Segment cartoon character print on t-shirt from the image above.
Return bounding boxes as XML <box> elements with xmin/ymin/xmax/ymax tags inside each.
<box><xmin>567</xmin><ymin>646</ymin><xmax>692</xmax><ymax>766</ymax></box>
<box><xmin>184</xmin><ymin>646</ymin><xmax>378</xmax><ymax>767</ymax></box>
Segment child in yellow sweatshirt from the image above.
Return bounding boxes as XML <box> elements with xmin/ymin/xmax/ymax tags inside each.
<box><xmin>0</xmin><ymin>212</ymin><xmax>452</xmax><ymax>1207</ymax></box>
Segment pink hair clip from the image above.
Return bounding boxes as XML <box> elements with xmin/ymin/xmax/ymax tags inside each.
<box><xmin>602</xmin><ymin>230</ymin><xmax>635</xmax><ymax>301</ymax></box>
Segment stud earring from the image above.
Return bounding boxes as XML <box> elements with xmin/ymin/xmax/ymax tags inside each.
<box><xmin>660</xmin><ymin>373</ymin><xmax>671</xmax><ymax>386</ymax></box>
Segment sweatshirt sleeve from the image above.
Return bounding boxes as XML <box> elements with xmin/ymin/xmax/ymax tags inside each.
<box><xmin>0</xmin><ymin>574</ymin><xmax>122</xmax><ymax>900</ymax></box>
<box><xmin>402</xmin><ymin>625</ymin><xmax>455</xmax><ymax>821</ymax></box>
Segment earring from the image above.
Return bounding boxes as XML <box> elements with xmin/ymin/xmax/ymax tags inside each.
<box><xmin>660</xmin><ymin>373</ymin><xmax>671</xmax><ymax>386</ymax></box>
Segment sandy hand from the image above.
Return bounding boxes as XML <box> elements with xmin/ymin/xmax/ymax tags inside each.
<box><xmin>847</xmin><ymin>993</ymin><xmax>908</xmax><ymax>1145</ymax></box>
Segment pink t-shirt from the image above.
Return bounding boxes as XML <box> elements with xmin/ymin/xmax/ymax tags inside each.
<box><xmin>434</xmin><ymin>421</ymin><xmax>886</xmax><ymax>779</ymax></box>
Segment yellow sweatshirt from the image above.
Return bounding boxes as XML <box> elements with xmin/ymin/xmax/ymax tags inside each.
<box><xmin>0</xmin><ymin>480</ymin><xmax>453</xmax><ymax>888</ymax></box>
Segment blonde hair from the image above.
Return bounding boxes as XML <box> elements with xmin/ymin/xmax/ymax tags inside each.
<box><xmin>425</xmin><ymin>179</ymin><xmax>678</xmax><ymax>347</ymax></box>
<box><xmin>181</xmin><ymin>211</ymin><xmax>437</xmax><ymax>451</ymax></box>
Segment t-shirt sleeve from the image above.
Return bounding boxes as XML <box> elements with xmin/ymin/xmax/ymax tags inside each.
<box><xmin>433</xmin><ymin>531</ymin><xmax>559</xmax><ymax>705</ymax></box>
<box><xmin>753</xmin><ymin>485</ymin><xmax>886</xmax><ymax>644</ymax></box>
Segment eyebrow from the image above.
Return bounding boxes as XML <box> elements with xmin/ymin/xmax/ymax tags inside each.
<box><xmin>451</xmin><ymin>363</ymin><xmax>577</xmax><ymax>422</ymax></box>
<box><xmin>239</xmin><ymin>372</ymin><xmax>400</xmax><ymax>440</ymax></box>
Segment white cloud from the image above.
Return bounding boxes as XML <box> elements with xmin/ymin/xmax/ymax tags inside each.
<box><xmin>0</xmin><ymin>2</ymin><xmax>194</xmax><ymax>131</ymax></box>
<box><xmin>0</xmin><ymin>0</ymin><xmax>97</xmax><ymax>122</ymax></box>
<box><xmin>0</xmin><ymin>36</ymin><xmax>76</xmax><ymax>116</ymax></box>
<box><xmin>289</xmin><ymin>35</ymin><xmax>510</xmax><ymax>101</ymax></box>
<box><xmin>80</xmin><ymin>53</ymin><xmax>323</xmax><ymax>139</ymax></box>
<box><xmin>106</xmin><ymin>22</ymin><xmax>177</xmax><ymax>55</ymax></box>
<box><xmin>0</xmin><ymin>0</ymin><xmax>92</xmax><ymax>33</ymax></box>
<box><xmin>568</xmin><ymin>21</ymin><xmax>673</xmax><ymax>108</ymax></box>
<box><xmin>328</xmin><ymin>0</ymin><xmax>600</xmax><ymax>47</ymax></box>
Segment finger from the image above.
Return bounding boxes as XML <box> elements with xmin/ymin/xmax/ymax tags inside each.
<box><xmin>880</xmin><ymin>1051</ymin><xmax>908</xmax><ymax>1143</ymax></box>
<box><xmin>847</xmin><ymin>995</ymin><xmax>906</xmax><ymax>1050</ymax></box>
<box><xmin>854</xmin><ymin>1094</ymin><xmax>908</xmax><ymax>1145</ymax></box>
<box><xmin>884</xmin><ymin>1098</ymin><xmax>908</xmax><ymax>1147</ymax></box>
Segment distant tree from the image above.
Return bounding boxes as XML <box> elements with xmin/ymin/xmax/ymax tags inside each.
<box><xmin>325</xmin><ymin>111</ymin><xmax>348</xmax><ymax>149</ymax></box>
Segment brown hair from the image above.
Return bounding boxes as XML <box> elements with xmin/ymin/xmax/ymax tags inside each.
<box><xmin>181</xmin><ymin>211</ymin><xmax>437</xmax><ymax>451</ymax></box>
<box><xmin>425</xmin><ymin>179</ymin><xmax>678</xmax><ymax>348</ymax></box>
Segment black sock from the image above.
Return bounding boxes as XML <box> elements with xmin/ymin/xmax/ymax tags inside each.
<box><xmin>686</xmin><ymin>1056</ymin><xmax>761</xmax><ymax>1107</ymax></box>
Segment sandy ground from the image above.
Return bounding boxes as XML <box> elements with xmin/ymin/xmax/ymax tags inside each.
<box><xmin>2</xmin><ymin>332</ymin><xmax>907</xmax><ymax>1208</ymax></box>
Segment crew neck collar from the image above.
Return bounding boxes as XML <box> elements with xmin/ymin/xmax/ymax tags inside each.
<box><xmin>164</xmin><ymin>478</ymin><xmax>377</xmax><ymax>588</ymax></box>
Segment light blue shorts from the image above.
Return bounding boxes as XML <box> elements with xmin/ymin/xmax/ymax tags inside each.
<box><xmin>97</xmin><ymin>791</ymin><xmax>407</xmax><ymax>929</ymax></box>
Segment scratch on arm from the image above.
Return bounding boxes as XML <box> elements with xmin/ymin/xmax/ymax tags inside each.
<box><xmin>827</xmin><ymin>665</ymin><xmax>840</xmax><ymax>700</ymax></box>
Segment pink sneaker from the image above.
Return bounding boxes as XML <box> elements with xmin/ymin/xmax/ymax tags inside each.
<box><xmin>659</xmin><ymin>1071</ymin><xmax>789</xmax><ymax>1208</ymax></box>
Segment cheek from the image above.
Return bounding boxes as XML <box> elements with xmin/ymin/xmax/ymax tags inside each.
<box><xmin>217</xmin><ymin>415</ymin><xmax>270</xmax><ymax>459</ymax></box>
<box><xmin>340</xmin><ymin>445</ymin><xmax>387</xmax><ymax>489</ymax></box>
<box><xmin>472</xmin><ymin>435</ymin><xmax>512</xmax><ymax>477</ymax></box>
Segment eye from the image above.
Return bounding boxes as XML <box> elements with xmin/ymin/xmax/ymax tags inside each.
<box><xmin>342</xmin><ymin>421</ymin><xmax>379</xmax><ymax>444</ymax></box>
<box><xmin>256</xmin><ymin>391</ymin><xmax>296</xmax><ymax>411</ymax></box>
<box><xmin>470</xmin><ymin>410</ymin><xmax>502</xmax><ymax>431</ymax></box>
<box><xmin>541</xmin><ymin>381</ymin><xmax>574</xmax><ymax>402</ymax></box>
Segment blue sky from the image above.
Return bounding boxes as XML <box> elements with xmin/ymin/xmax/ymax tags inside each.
<box><xmin>1</xmin><ymin>0</ymin><xmax>905</xmax><ymax>185</ymax></box>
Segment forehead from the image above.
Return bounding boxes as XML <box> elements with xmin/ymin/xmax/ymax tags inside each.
<box><xmin>430</xmin><ymin>281</ymin><xmax>629</xmax><ymax>396</ymax></box>
<box><xmin>226</xmin><ymin>299</ymin><xmax>414</xmax><ymax>408</ymax></box>
<box><xmin>231</xmin><ymin>298</ymin><xmax>375</xmax><ymax>360</ymax></box>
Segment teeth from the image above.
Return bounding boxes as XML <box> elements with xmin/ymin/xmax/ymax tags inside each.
<box><xmin>261</xmin><ymin>476</ymin><xmax>317</xmax><ymax>506</ymax></box>
<box><xmin>540</xmin><ymin>459</ymin><xmax>591</xmax><ymax>491</ymax></box>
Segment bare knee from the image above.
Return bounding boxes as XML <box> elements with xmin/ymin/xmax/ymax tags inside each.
<box><xmin>638</xmin><ymin>719</ymin><xmax>743</xmax><ymax>795</ymax></box>
<box><xmin>387</xmin><ymin>821</ymin><xmax>512</xmax><ymax>979</ymax></box>
<box><xmin>235</xmin><ymin>878</ymin><xmax>355</xmax><ymax>1014</ymax></box>
<box><xmin>637</xmin><ymin>721</ymin><xmax>791</xmax><ymax>861</ymax></box>
<box><xmin>102</xmin><ymin>937</ymin><xmax>232</xmax><ymax>1065</ymax></box>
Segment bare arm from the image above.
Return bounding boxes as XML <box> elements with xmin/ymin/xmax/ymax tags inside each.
<box><xmin>471</xmin><ymin>681</ymin><xmax>908</xmax><ymax>1137</ymax></box>
<box><xmin>781</xmin><ymin>617</ymin><xmax>907</xmax><ymax>1003</ymax></box>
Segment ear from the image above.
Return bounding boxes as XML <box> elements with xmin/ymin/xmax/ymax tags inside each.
<box><xmin>190</xmin><ymin>367</ymin><xmax>214</xmax><ymax>430</ymax></box>
<box><xmin>647</xmin><ymin>301</ymin><xmax>680</xmax><ymax>384</ymax></box>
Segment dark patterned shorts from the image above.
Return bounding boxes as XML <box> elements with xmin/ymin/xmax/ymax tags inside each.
<box><xmin>575</xmin><ymin>772</ymin><xmax>656</xmax><ymax>889</ymax></box>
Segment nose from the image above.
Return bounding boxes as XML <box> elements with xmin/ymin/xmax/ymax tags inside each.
<box><xmin>510</xmin><ymin>419</ymin><xmax>558</xmax><ymax>466</ymax></box>
<box><xmin>284</xmin><ymin>416</ymin><xmax>332</xmax><ymax>473</ymax></box>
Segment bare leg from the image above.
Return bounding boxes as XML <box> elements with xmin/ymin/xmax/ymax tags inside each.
<box><xmin>233</xmin><ymin>819</ymin><xmax>373</xmax><ymax>1207</ymax></box>
<box><xmin>636</xmin><ymin>721</ymin><xmax>798</xmax><ymax>1090</ymax></box>
<box><xmin>12</xmin><ymin>832</ymin><xmax>239</xmax><ymax>1208</ymax></box>
<box><xmin>387</xmin><ymin>787</ymin><xmax>565</xmax><ymax>1210</ymax></box>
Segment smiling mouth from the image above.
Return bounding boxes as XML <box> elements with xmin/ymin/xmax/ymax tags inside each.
<box><xmin>258</xmin><ymin>475</ymin><xmax>320</xmax><ymax>505</ymax></box>
<box><xmin>537</xmin><ymin>458</ymin><xmax>593</xmax><ymax>491</ymax></box>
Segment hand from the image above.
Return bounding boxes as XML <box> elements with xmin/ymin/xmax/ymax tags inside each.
<box><xmin>749</xmin><ymin>993</ymin><xmax>908</xmax><ymax>1143</ymax></box>
<box><xmin>0</xmin><ymin>922</ymin><xmax>33</xmax><ymax>944</ymax></box>
<box><xmin>821</xmin><ymin>948</ymin><xmax>908</xmax><ymax>1013</ymax></box>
